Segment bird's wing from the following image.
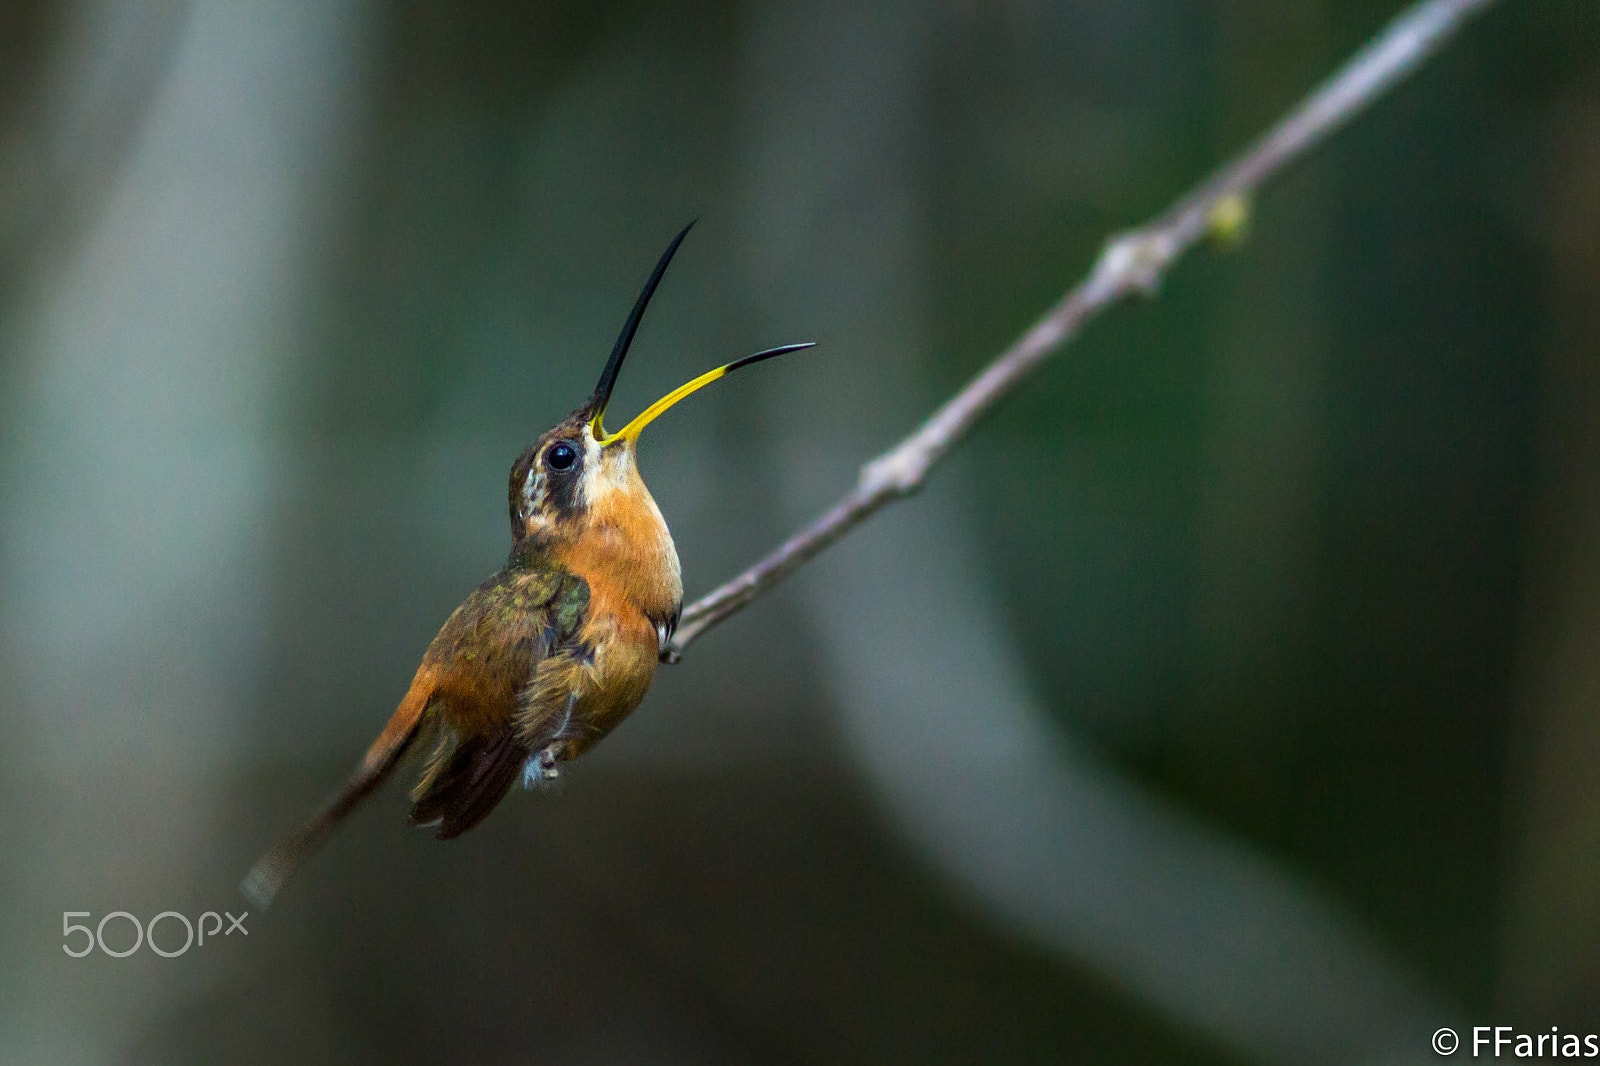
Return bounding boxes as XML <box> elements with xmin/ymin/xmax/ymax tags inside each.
<box><xmin>240</xmin><ymin>566</ymin><xmax>583</xmax><ymax>906</ymax></box>
<box><xmin>407</xmin><ymin>569</ymin><xmax>589</xmax><ymax>839</ymax></box>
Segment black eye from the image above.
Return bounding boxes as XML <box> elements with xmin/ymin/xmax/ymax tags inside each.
<box><xmin>544</xmin><ymin>442</ymin><xmax>579</xmax><ymax>472</ymax></box>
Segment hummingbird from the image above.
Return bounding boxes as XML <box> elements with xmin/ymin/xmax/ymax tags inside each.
<box><xmin>241</xmin><ymin>222</ymin><xmax>811</xmax><ymax>908</ymax></box>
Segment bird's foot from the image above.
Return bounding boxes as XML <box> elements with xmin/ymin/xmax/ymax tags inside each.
<box><xmin>521</xmin><ymin>744</ymin><xmax>563</xmax><ymax>790</ymax></box>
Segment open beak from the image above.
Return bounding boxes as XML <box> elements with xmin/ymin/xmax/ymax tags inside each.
<box><xmin>594</xmin><ymin>342</ymin><xmax>815</xmax><ymax>445</ymax></box>
<box><xmin>582</xmin><ymin>221</ymin><xmax>813</xmax><ymax>446</ymax></box>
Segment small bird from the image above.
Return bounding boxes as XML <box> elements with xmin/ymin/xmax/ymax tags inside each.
<box><xmin>241</xmin><ymin>222</ymin><xmax>810</xmax><ymax>908</ymax></box>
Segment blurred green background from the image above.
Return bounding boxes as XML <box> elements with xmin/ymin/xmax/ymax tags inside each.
<box><xmin>2</xmin><ymin>0</ymin><xmax>1598</xmax><ymax>1062</ymax></box>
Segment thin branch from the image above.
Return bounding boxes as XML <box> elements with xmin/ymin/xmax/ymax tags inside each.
<box><xmin>663</xmin><ymin>0</ymin><xmax>1500</xmax><ymax>663</ymax></box>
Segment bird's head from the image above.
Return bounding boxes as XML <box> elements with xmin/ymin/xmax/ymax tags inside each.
<box><xmin>508</xmin><ymin>222</ymin><xmax>811</xmax><ymax>545</ymax></box>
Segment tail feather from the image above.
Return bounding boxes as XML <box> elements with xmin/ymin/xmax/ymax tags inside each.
<box><xmin>240</xmin><ymin>677</ymin><xmax>434</xmax><ymax>910</ymax></box>
<box><xmin>409</xmin><ymin>725</ymin><xmax>528</xmax><ymax>840</ymax></box>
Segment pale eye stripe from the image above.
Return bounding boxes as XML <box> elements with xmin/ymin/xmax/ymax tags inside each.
<box><xmin>522</xmin><ymin>468</ymin><xmax>544</xmax><ymax>514</ymax></box>
<box><xmin>578</xmin><ymin>431</ymin><xmax>604</xmax><ymax>507</ymax></box>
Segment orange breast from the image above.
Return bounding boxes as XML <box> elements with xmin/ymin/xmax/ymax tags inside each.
<box><xmin>559</xmin><ymin>459</ymin><xmax>681</xmax><ymax>624</ymax></box>
<box><xmin>553</xmin><ymin>534</ymin><xmax>674</xmax><ymax>752</ymax></box>
<box><xmin>569</xmin><ymin>580</ymin><xmax>661</xmax><ymax>749</ymax></box>
<box><xmin>539</xmin><ymin>456</ymin><xmax>681</xmax><ymax>754</ymax></box>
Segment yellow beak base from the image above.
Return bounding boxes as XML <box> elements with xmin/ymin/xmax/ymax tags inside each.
<box><xmin>590</xmin><ymin>342</ymin><xmax>814</xmax><ymax>445</ymax></box>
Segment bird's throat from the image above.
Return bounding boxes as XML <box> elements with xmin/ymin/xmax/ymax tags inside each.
<box><xmin>557</xmin><ymin>458</ymin><xmax>682</xmax><ymax>626</ymax></box>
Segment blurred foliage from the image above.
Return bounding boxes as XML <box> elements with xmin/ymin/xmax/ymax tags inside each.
<box><xmin>4</xmin><ymin>0</ymin><xmax>1599</xmax><ymax>1062</ymax></box>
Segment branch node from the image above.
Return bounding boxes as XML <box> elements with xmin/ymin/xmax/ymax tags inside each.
<box><xmin>859</xmin><ymin>446</ymin><xmax>928</xmax><ymax>499</ymax></box>
<box><xmin>1096</xmin><ymin>227</ymin><xmax>1176</xmax><ymax>296</ymax></box>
